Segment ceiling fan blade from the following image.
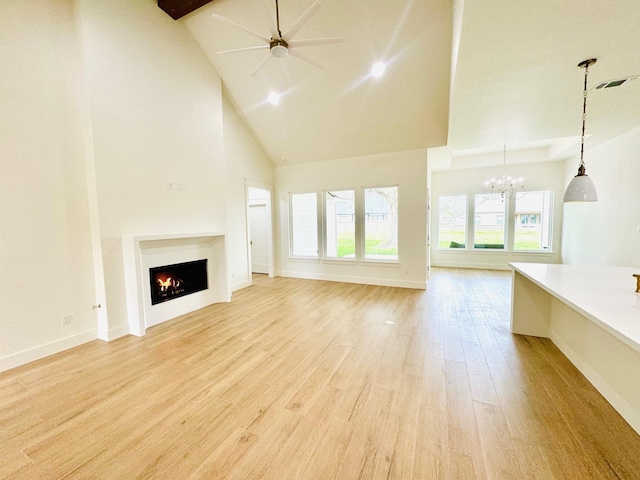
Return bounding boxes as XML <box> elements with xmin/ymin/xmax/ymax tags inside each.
<box><xmin>281</xmin><ymin>58</ymin><xmax>293</xmax><ymax>84</ymax></box>
<box><xmin>212</xmin><ymin>13</ymin><xmax>271</xmax><ymax>44</ymax></box>
<box><xmin>288</xmin><ymin>37</ymin><xmax>343</xmax><ymax>48</ymax></box>
<box><xmin>217</xmin><ymin>45</ymin><xmax>269</xmax><ymax>54</ymax></box>
<box><xmin>282</xmin><ymin>0</ymin><xmax>322</xmax><ymax>41</ymax></box>
<box><xmin>289</xmin><ymin>49</ymin><xmax>326</xmax><ymax>70</ymax></box>
<box><xmin>250</xmin><ymin>53</ymin><xmax>273</xmax><ymax>77</ymax></box>
<box><xmin>262</xmin><ymin>0</ymin><xmax>280</xmax><ymax>40</ymax></box>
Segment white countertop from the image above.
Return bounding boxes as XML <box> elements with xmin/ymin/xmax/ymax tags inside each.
<box><xmin>510</xmin><ymin>263</ymin><xmax>640</xmax><ymax>352</ymax></box>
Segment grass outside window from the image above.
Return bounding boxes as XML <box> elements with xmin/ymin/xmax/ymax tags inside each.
<box><xmin>438</xmin><ymin>229</ymin><xmax>547</xmax><ymax>250</ymax></box>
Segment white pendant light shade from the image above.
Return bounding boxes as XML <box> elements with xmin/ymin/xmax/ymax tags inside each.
<box><xmin>563</xmin><ymin>171</ymin><xmax>598</xmax><ymax>202</ymax></box>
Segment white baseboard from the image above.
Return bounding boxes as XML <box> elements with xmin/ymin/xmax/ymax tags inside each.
<box><xmin>276</xmin><ymin>270</ymin><xmax>426</xmax><ymax>290</ymax></box>
<box><xmin>231</xmin><ymin>279</ymin><xmax>252</xmax><ymax>292</ymax></box>
<box><xmin>0</xmin><ymin>330</ymin><xmax>98</xmax><ymax>373</ymax></box>
<box><xmin>106</xmin><ymin>324</ymin><xmax>130</xmax><ymax>341</ymax></box>
<box><xmin>430</xmin><ymin>261</ymin><xmax>511</xmax><ymax>271</ymax></box>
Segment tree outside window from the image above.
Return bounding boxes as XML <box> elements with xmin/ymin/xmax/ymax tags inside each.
<box><xmin>438</xmin><ymin>194</ymin><xmax>467</xmax><ymax>248</ymax></box>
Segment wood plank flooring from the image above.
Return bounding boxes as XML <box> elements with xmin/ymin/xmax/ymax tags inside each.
<box><xmin>2</xmin><ymin>268</ymin><xmax>640</xmax><ymax>479</ymax></box>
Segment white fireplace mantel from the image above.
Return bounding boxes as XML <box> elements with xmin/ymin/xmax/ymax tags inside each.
<box><xmin>122</xmin><ymin>232</ymin><xmax>230</xmax><ymax>336</ymax></box>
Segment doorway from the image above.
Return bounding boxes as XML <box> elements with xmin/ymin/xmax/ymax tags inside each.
<box><xmin>246</xmin><ymin>185</ymin><xmax>274</xmax><ymax>279</ymax></box>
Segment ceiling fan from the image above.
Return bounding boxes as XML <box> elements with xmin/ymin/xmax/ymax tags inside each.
<box><xmin>212</xmin><ymin>0</ymin><xmax>343</xmax><ymax>78</ymax></box>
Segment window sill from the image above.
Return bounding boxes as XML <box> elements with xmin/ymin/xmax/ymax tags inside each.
<box><xmin>316</xmin><ymin>258</ymin><xmax>402</xmax><ymax>267</ymax></box>
<box><xmin>322</xmin><ymin>258</ymin><xmax>358</xmax><ymax>264</ymax></box>
<box><xmin>288</xmin><ymin>256</ymin><xmax>320</xmax><ymax>263</ymax></box>
<box><xmin>512</xmin><ymin>250</ymin><xmax>555</xmax><ymax>255</ymax></box>
<box><xmin>360</xmin><ymin>259</ymin><xmax>401</xmax><ymax>266</ymax></box>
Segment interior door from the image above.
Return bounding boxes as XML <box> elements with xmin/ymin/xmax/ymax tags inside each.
<box><xmin>249</xmin><ymin>203</ymin><xmax>269</xmax><ymax>274</ymax></box>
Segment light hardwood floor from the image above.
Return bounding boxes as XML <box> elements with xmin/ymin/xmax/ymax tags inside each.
<box><xmin>2</xmin><ymin>268</ymin><xmax>640</xmax><ymax>479</ymax></box>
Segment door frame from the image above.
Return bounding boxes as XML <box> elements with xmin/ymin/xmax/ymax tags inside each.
<box><xmin>245</xmin><ymin>179</ymin><xmax>275</xmax><ymax>283</ymax></box>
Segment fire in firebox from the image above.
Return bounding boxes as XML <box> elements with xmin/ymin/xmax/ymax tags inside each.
<box><xmin>149</xmin><ymin>259</ymin><xmax>208</xmax><ymax>305</ymax></box>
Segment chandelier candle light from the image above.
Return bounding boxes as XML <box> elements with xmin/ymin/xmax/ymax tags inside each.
<box><xmin>563</xmin><ymin>58</ymin><xmax>598</xmax><ymax>202</ymax></box>
<box><xmin>483</xmin><ymin>145</ymin><xmax>525</xmax><ymax>201</ymax></box>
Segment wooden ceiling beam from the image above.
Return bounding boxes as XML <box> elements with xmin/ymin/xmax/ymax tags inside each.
<box><xmin>158</xmin><ymin>0</ymin><xmax>215</xmax><ymax>20</ymax></box>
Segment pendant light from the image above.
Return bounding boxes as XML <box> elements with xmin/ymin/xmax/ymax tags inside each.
<box><xmin>563</xmin><ymin>58</ymin><xmax>598</xmax><ymax>202</ymax></box>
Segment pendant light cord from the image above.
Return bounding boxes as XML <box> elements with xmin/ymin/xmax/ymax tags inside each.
<box><xmin>579</xmin><ymin>62</ymin><xmax>590</xmax><ymax>174</ymax></box>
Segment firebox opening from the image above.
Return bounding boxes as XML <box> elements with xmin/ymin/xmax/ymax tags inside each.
<box><xmin>149</xmin><ymin>259</ymin><xmax>208</xmax><ymax>305</ymax></box>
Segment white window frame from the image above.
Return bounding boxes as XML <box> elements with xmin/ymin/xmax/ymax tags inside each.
<box><xmin>436</xmin><ymin>193</ymin><xmax>468</xmax><ymax>250</ymax></box>
<box><xmin>362</xmin><ymin>185</ymin><xmax>399</xmax><ymax>262</ymax></box>
<box><xmin>289</xmin><ymin>191</ymin><xmax>319</xmax><ymax>259</ymax></box>
<box><xmin>512</xmin><ymin>190</ymin><xmax>554</xmax><ymax>252</ymax></box>
<box><xmin>473</xmin><ymin>194</ymin><xmax>508</xmax><ymax>251</ymax></box>
<box><xmin>288</xmin><ymin>186</ymin><xmax>403</xmax><ymax>264</ymax></box>
<box><xmin>323</xmin><ymin>188</ymin><xmax>357</xmax><ymax>261</ymax></box>
<box><xmin>436</xmin><ymin>190</ymin><xmax>554</xmax><ymax>254</ymax></box>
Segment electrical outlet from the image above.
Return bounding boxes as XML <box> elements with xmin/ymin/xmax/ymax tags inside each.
<box><xmin>61</xmin><ymin>314</ymin><xmax>72</xmax><ymax>326</ymax></box>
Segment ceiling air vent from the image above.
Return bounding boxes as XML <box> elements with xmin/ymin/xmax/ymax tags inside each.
<box><xmin>592</xmin><ymin>75</ymin><xmax>638</xmax><ymax>90</ymax></box>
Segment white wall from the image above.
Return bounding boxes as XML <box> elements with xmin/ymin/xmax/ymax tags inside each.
<box><xmin>275</xmin><ymin>150</ymin><xmax>428</xmax><ymax>289</ymax></box>
<box><xmin>562</xmin><ymin>126</ymin><xmax>640</xmax><ymax>268</ymax></box>
<box><xmin>77</xmin><ymin>0</ymin><xmax>228</xmax><ymax>337</ymax></box>
<box><xmin>1</xmin><ymin>0</ymin><xmax>275</xmax><ymax>371</ymax></box>
<box><xmin>0</xmin><ymin>0</ymin><xmax>98</xmax><ymax>369</ymax></box>
<box><xmin>430</xmin><ymin>160</ymin><xmax>565</xmax><ymax>269</ymax></box>
<box><xmin>222</xmin><ymin>90</ymin><xmax>274</xmax><ymax>290</ymax></box>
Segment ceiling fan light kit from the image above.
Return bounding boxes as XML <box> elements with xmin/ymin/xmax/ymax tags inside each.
<box><xmin>563</xmin><ymin>58</ymin><xmax>598</xmax><ymax>203</ymax></box>
<box><xmin>270</xmin><ymin>39</ymin><xmax>289</xmax><ymax>58</ymax></box>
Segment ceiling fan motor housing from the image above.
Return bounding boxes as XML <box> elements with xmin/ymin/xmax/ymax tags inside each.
<box><xmin>270</xmin><ymin>39</ymin><xmax>289</xmax><ymax>58</ymax></box>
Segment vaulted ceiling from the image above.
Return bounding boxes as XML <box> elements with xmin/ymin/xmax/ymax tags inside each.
<box><xmin>161</xmin><ymin>0</ymin><xmax>640</xmax><ymax>168</ymax></box>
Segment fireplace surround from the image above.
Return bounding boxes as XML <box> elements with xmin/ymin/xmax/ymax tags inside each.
<box><xmin>123</xmin><ymin>232</ymin><xmax>229</xmax><ymax>336</ymax></box>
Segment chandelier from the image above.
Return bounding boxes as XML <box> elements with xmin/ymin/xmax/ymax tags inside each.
<box><xmin>483</xmin><ymin>145</ymin><xmax>525</xmax><ymax>201</ymax></box>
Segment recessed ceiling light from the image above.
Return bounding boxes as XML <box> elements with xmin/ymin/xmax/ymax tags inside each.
<box><xmin>267</xmin><ymin>92</ymin><xmax>281</xmax><ymax>105</ymax></box>
<box><xmin>371</xmin><ymin>61</ymin><xmax>386</xmax><ymax>78</ymax></box>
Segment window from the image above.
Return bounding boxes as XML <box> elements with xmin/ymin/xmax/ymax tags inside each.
<box><xmin>514</xmin><ymin>191</ymin><xmax>552</xmax><ymax>251</ymax></box>
<box><xmin>474</xmin><ymin>195</ymin><xmax>506</xmax><ymax>249</ymax></box>
<box><xmin>438</xmin><ymin>194</ymin><xmax>467</xmax><ymax>248</ymax></box>
<box><xmin>290</xmin><ymin>193</ymin><xmax>318</xmax><ymax>257</ymax></box>
<box><xmin>290</xmin><ymin>187</ymin><xmax>402</xmax><ymax>262</ymax></box>
<box><xmin>364</xmin><ymin>186</ymin><xmax>398</xmax><ymax>260</ymax></box>
<box><xmin>325</xmin><ymin>189</ymin><xmax>355</xmax><ymax>259</ymax></box>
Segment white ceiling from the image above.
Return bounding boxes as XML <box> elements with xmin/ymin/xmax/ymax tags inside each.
<box><xmin>182</xmin><ymin>0</ymin><xmax>640</xmax><ymax>168</ymax></box>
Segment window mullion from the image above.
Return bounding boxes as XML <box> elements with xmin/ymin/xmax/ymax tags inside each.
<box><xmin>355</xmin><ymin>187</ymin><xmax>363</xmax><ymax>260</ymax></box>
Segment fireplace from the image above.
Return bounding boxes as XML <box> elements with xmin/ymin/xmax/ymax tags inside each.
<box><xmin>149</xmin><ymin>259</ymin><xmax>208</xmax><ymax>305</ymax></box>
<box><xmin>124</xmin><ymin>232</ymin><xmax>229</xmax><ymax>336</ymax></box>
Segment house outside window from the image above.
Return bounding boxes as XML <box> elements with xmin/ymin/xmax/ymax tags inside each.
<box><xmin>473</xmin><ymin>195</ymin><xmax>506</xmax><ymax>249</ymax></box>
<box><xmin>325</xmin><ymin>189</ymin><xmax>355</xmax><ymax>259</ymax></box>
<box><xmin>364</xmin><ymin>186</ymin><xmax>398</xmax><ymax>260</ymax></box>
<box><xmin>514</xmin><ymin>191</ymin><xmax>552</xmax><ymax>251</ymax></box>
